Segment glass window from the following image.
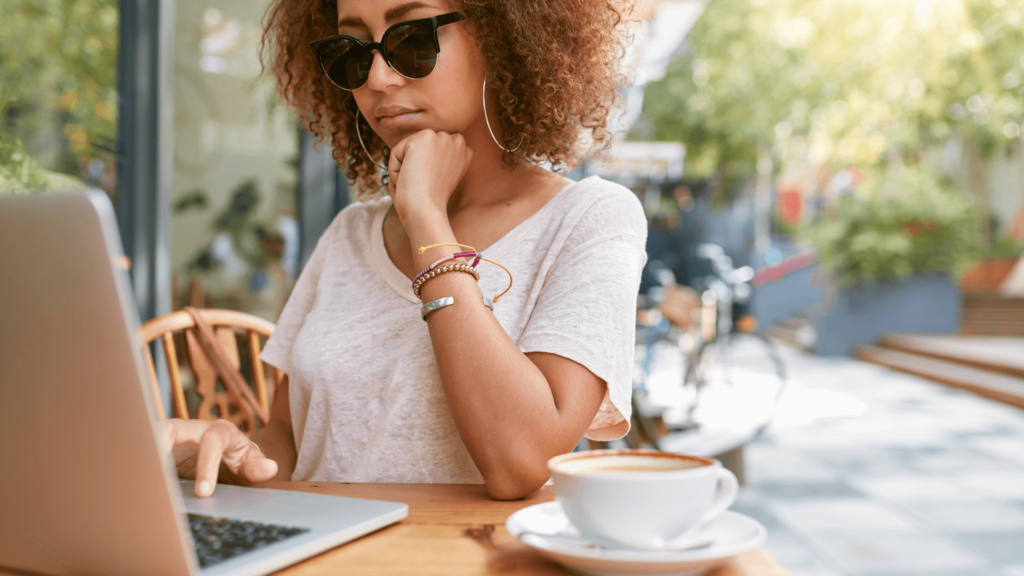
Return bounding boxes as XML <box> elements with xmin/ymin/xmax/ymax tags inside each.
<box><xmin>170</xmin><ymin>0</ymin><xmax>301</xmax><ymax>321</ymax></box>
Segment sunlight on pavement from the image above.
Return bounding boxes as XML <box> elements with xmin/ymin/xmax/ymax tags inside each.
<box><xmin>769</xmin><ymin>383</ymin><xmax>869</xmax><ymax>428</ymax></box>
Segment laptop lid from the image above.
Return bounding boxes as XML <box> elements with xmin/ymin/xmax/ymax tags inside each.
<box><xmin>0</xmin><ymin>193</ymin><xmax>198</xmax><ymax>576</ymax></box>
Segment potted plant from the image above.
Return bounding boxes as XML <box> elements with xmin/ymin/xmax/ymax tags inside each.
<box><xmin>960</xmin><ymin>238</ymin><xmax>1024</xmax><ymax>292</ymax></box>
<box><xmin>806</xmin><ymin>166</ymin><xmax>982</xmax><ymax>355</ymax></box>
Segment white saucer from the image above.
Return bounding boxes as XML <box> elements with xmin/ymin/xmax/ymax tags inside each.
<box><xmin>506</xmin><ymin>501</ymin><xmax>766</xmax><ymax>576</ymax></box>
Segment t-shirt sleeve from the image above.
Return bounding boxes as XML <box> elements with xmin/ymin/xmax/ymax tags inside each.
<box><xmin>516</xmin><ymin>186</ymin><xmax>648</xmax><ymax>441</ymax></box>
<box><xmin>260</xmin><ymin>230</ymin><xmax>330</xmax><ymax>375</ymax></box>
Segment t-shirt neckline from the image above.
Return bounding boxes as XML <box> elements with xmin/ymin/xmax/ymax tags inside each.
<box><xmin>370</xmin><ymin>176</ymin><xmax>592</xmax><ymax>303</ymax></box>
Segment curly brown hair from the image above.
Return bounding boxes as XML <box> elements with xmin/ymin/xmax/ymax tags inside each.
<box><xmin>261</xmin><ymin>0</ymin><xmax>628</xmax><ymax>195</ymax></box>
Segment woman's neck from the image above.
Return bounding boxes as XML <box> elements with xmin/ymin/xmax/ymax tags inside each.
<box><xmin>439</xmin><ymin>117</ymin><xmax>569</xmax><ymax>217</ymax></box>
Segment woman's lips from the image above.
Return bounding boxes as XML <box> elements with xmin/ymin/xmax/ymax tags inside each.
<box><xmin>376</xmin><ymin>110</ymin><xmax>422</xmax><ymax>130</ymax></box>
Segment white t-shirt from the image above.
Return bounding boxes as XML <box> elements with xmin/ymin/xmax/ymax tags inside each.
<box><xmin>260</xmin><ymin>175</ymin><xmax>648</xmax><ymax>483</ymax></box>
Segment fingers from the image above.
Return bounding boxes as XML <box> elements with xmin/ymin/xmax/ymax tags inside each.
<box><xmin>388</xmin><ymin>136</ymin><xmax>411</xmax><ymax>199</ymax></box>
<box><xmin>388</xmin><ymin>166</ymin><xmax>401</xmax><ymax>198</ymax></box>
<box><xmin>238</xmin><ymin>452</ymin><xmax>279</xmax><ymax>484</ymax></box>
<box><xmin>164</xmin><ymin>419</ymin><xmax>277</xmax><ymax>497</ymax></box>
<box><xmin>161</xmin><ymin>418</ymin><xmax>179</xmax><ymax>454</ymax></box>
<box><xmin>389</xmin><ymin>135</ymin><xmax>411</xmax><ymax>164</ymax></box>
<box><xmin>194</xmin><ymin>419</ymin><xmax>238</xmax><ymax>496</ymax></box>
<box><xmin>385</xmin><ymin>129</ymin><xmax>473</xmax><ymax>215</ymax></box>
<box><xmin>165</xmin><ymin>416</ymin><xmax>217</xmax><ymax>444</ymax></box>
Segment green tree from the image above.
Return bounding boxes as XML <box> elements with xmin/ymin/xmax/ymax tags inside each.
<box><xmin>0</xmin><ymin>0</ymin><xmax>119</xmax><ymax>183</ymax></box>
<box><xmin>641</xmin><ymin>0</ymin><xmax>1024</xmax><ymax>188</ymax></box>
<box><xmin>0</xmin><ymin>89</ymin><xmax>49</xmax><ymax>191</ymax></box>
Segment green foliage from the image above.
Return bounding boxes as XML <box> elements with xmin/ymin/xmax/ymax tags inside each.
<box><xmin>771</xmin><ymin>210</ymin><xmax>801</xmax><ymax>238</ymax></box>
<box><xmin>0</xmin><ymin>0</ymin><xmax>119</xmax><ymax>177</ymax></box>
<box><xmin>980</xmin><ymin>237</ymin><xmax>1024</xmax><ymax>259</ymax></box>
<box><xmin>809</xmin><ymin>167</ymin><xmax>982</xmax><ymax>286</ymax></box>
<box><xmin>640</xmin><ymin>0</ymin><xmax>1024</xmax><ymax>183</ymax></box>
<box><xmin>1</xmin><ymin>90</ymin><xmax>48</xmax><ymax>191</ymax></box>
<box><xmin>0</xmin><ymin>134</ymin><xmax>49</xmax><ymax>191</ymax></box>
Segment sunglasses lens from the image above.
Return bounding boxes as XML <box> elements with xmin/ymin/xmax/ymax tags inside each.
<box><xmin>385</xmin><ymin>22</ymin><xmax>437</xmax><ymax>79</ymax></box>
<box><xmin>319</xmin><ymin>38</ymin><xmax>373</xmax><ymax>90</ymax></box>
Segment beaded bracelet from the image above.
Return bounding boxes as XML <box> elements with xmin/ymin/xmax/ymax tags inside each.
<box><xmin>417</xmin><ymin>242</ymin><xmax>514</xmax><ymax>302</ymax></box>
<box><xmin>411</xmin><ymin>251</ymin><xmax>481</xmax><ymax>287</ymax></box>
<box><xmin>412</xmin><ymin>263</ymin><xmax>481</xmax><ymax>300</ymax></box>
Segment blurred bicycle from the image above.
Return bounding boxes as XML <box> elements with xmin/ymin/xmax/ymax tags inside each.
<box><xmin>627</xmin><ymin>244</ymin><xmax>787</xmax><ymax>458</ymax></box>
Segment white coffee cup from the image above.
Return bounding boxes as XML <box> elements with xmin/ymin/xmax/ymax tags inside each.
<box><xmin>547</xmin><ymin>449</ymin><xmax>739</xmax><ymax>550</ymax></box>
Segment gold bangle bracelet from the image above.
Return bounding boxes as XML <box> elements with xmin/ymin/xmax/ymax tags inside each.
<box><xmin>412</xmin><ymin>263</ymin><xmax>480</xmax><ymax>300</ymax></box>
<box><xmin>417</xmin><ymin>242</ymin><xmax>514</xmax><ymax>302</ymax></box>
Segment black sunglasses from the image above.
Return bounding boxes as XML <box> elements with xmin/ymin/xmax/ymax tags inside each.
<box><xmin>310</xmin><ymin>12</ymin><xmax>464</xmax><ymax>91</ymax></box>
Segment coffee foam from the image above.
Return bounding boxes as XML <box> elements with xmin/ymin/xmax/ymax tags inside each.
<box><xmin>554</xmin><ymin>455</ymin><xmax>708</xmax><ymax>475</ymax></box>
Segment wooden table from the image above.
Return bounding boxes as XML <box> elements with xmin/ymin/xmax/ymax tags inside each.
<box><xmin>0</xmin><ymin>482</ymin><xmax>788</xmax><ymax>575</ymax></box>
<box><xmin>260</xmin><ymin>481</ymin><xmax>790</xmax><ymax>576</ymax></box>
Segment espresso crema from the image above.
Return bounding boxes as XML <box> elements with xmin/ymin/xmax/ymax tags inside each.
<box><xmin>555</xmin><ymin>455</ymin><xmax>709</xmax><ymax>475</ymax></box>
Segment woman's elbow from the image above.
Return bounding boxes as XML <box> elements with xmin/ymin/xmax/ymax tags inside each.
<box><xmin>483</xmin><ymin>463</ymin><xmax>549</xmax><ymax>501</ymax></box>
<box><xmin>486</xmin><ymin>477</ymin><xmax>546</xmax><ymax>501</ymax></box>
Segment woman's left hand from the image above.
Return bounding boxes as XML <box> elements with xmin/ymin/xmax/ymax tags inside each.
<box><xmin>387</xmin><ymin>129</ymin><xmax>473</xmax><ymax>226</ymax></box>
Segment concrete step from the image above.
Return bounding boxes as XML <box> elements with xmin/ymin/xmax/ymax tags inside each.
<box><xmin>962</xmin><ymin>308</ymin><xmax>1024</xmax><ymax>322</ymax></box>
<box><xmin>855</xmin><ymin>345</ymin><xmax>1024</xmax><ymax>410</ymax></box>
<box><xmin>963</xmin><ymin>293</ymin><xmax>1024</xmax><ymax>309</ymax></box>
<box><xmin>962</xmin><ymin>321</ymin><xmax>1024</xmax><ymax>336</ymax></box>
<box><xmin>879</xmin><ymin>334</ymin><xmax>1024</xmax><ymax>380</ymax></box>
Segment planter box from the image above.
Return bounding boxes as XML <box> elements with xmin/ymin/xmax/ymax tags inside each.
<box><xmin>750</xmin><ymin>251</ymin><xmax>823</xmax><ymax>328</ymax></box>
<box><xmin>960</xmin><ymin>258</ymin><xmax>1018</xmax><ymax>291</ymax></box>
<box><xmin>812</xmin><ymin>273</ymin><xmax>960</xmax><ymax>356</ymax></box>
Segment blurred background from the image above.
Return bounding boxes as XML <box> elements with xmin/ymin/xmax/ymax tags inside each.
<box><xmin>3</xmin><ymin>0</ymin><xmax>1024</xmax><ymax>574</ymax></box>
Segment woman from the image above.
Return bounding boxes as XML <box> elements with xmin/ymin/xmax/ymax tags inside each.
<box><xmin>165</xmin><ymin>0</ymin><xmax>647</xmax><ymax>500</ymax></box>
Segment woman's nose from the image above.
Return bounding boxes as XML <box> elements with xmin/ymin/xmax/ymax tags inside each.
<box><xmin>365</xmin><ymin>50</ymin><xmax>405</xmax><ymax>91</ymax></box>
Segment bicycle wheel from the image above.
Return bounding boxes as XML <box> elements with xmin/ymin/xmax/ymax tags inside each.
<box><xmin>672</xmin><ymin>332</ymin><xmax>786</xmax><ymax>438</ymax></box>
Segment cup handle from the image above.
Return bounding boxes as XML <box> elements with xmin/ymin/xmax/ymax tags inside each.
<box><xmin>691</xmin><ymin>467</ymin><xmax>739</xmax><ymax>532</ymax></box>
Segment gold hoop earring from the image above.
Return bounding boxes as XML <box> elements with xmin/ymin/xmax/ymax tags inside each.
<box><xmin>483</xmin><ymin>78</ymin><xmax>523</xmax><ymax>153</ymax></box>
<box><xmin>355</xmin><ymin>109</ymin><xmax>387</xmax><ymax>169</ymax></box>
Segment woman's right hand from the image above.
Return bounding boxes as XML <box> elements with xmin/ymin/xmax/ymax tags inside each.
<box><xmin>162</xmin><ymin>418</ymin><xmax>279</xmax><ymax>498</ymax></box>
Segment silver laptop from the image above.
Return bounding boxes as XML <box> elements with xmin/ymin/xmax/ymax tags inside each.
<box><xmin>0</xmin><ymin>192</ymin><xmax>407</xmax><ymax>576</ymax></box>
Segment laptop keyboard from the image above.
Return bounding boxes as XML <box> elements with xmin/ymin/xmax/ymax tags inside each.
<box><xmin>187</xmin><ymin>513</ymin><xmax>311</xmax><ymax>568</ymax></box>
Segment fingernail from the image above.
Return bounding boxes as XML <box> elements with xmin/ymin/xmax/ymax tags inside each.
<box><xmin>198</xmin><ymin>480</ymin><xmax>210</xmax><ymax>495</ymax></box>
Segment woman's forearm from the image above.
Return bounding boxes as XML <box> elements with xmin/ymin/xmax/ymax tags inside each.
<box><xmin>410</xmin><ymin>220</ymin><xmax>605</xmax><ymax>500</ymax></box>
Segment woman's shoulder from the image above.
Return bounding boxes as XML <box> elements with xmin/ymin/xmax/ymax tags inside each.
<box><xmin>558</xmin><ymin>176</ymin><xmax>647</xmax><ymax>240</ymax></box>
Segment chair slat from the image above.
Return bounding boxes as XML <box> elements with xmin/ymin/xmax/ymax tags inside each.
<box><xmin>142</xmin><ymin>344</ymin><xmax>166</xmax><ymax>418</ymax></box>
<box><xmin>185</xmin><ymin>329</ymin><xmax>220</xmax><ymax>422</ymax></box>
<box><xmin>214</xmin><ymin>326</ymin><xmax>257</xmax><ymax>432</ymax></box>
<box><xmin>186</xmin><ymin>328</ymin><xmax>255</xmax><ymax>434</ymax></box>
<box><xmin>248</xmin><ymin>330</ymin><xmax>269</xmax><ymax>415</ymax></box>
<box><xmin>141</xmin><ymin>308</ymin><xmax>276</xmax><ymax>437</ymax></box>
<box><xmin>215</xmin><ymin>327</ymin><xmax>240</xmax><ymax>368</ymax></box>
<box><xmin>161</xmin><ymin>332</ymin><xmax>188</xmax><ymax>419</ymax></box>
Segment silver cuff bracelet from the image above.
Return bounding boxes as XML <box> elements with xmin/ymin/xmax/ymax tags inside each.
<box><xmin>421</xmin><ymin>296</ymin><xmax>495</xmax><ymax>321</ymax></box>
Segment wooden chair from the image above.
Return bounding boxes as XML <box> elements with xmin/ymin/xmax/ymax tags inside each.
<box><xmin>140</xmin><ymin>309</ymin><xmax>283</xmax><ymax>436</ymax></box>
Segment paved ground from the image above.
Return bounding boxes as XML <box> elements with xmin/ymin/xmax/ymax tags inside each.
<box><xmin>728</xmin><ymin>344</ymin><xmax>1024</xmax><ymax>576</ymax></box>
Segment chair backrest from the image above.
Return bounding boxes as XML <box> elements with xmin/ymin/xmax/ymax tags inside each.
<box><xmin>140</xmin><ymin>309</ymin><xmax>282</xmax><ymax>436</ymax></box>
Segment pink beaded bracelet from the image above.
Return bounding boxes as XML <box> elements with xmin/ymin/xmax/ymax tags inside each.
<box><xmin>412</xmin><ymin>251</ymin><xmax>481</xmax><ymax>287</ymax></box>
<box><xmin>412</xmin><ymin>263</ymin><xmax>481</xmax><ymax>300</ymax></box>
<box><xmin>417</xmin><ymin>242</ymin><xmax>514</xmax><ymax>303</ymax></box>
